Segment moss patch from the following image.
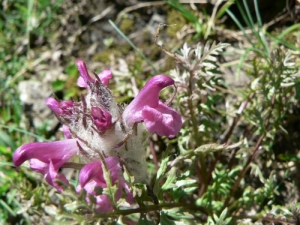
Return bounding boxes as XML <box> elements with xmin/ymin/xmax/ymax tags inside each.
<box><xmin>167</xmin><ymin>9</ymin><xmax>187</xmax><ymax>38</ymax></box>
<box><xmin>119</xmin><ymin>18</ymin><xmax>135</xmax><ymax>35</ymax></box>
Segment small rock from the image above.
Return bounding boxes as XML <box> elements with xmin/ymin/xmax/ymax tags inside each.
<box><xmin>18</xmin><ymin>80</ymin><xmax>56</xmax><ymax>129</ymax></box>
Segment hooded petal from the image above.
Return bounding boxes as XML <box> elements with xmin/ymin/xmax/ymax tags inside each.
<box><xmin>122</xmin><ymin>75</ymin><xmax>182</xmax><ymax>137</ymax></box>
<box><xmin>76</xmin><ymin>60</ymin><xmax>113</xmax><ymax>88</ymax></box>
<box><xmin>13</xmin><ymin>139</ymin><xmax>78</xmax><ymax>166</ymax></box>
<box><xmin>13</xmin><ymin>139</ymin><xmax>79</xmax><ymax>191</ymax></box>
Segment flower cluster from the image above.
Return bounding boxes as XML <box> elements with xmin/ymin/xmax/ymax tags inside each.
<box><xmin>13</xmin><ymin>60</ymin><xmax>182</xmax><ymax>212</ymax></box>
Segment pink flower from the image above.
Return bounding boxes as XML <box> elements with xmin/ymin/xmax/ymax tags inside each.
<box><xmin>77</xmin><ymin>156</ymin><xmax>133</xmax><ymax>213</ymax></box>
<box><xmin>13</xmin><ymin>60</ymin><xmax>182</xmax><ymax>212</ymax></box>
<box><xmin>76</xmin><ymin>60</ymin><xmax>112</xmax><ymax>88</ymax></box>
<box><xmin>13</xmin><ymin>139</ymin><xmax>79</xmax><ymax>191</ymax></box>
<box><xmin>123</xmin><ymin>75</ymin><xmax>182</xmax><ymax>138</ymax></box>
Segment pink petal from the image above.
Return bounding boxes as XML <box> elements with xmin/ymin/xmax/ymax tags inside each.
<box><xmin>79</xmin><ymin>161</ymin><xmax>106</xmax><ymax>189</ymax></box>
<box><xmin>79</xmin><ymin>156</ymin><xmax>120</xmax><ymax>188</ymax></box>
<box><xmin>77</xmin><ymin>76</ymin><xmax>88</xmax><ymax>88</ymax></box>
<box><xmin>62</xmin><ymin>125</ymin><xmax>72</xmax><ymax>139</ymax></box>
<box><xmin>122</xmin><ymin>75</ymin><xmax>182</xmax><ymax>137</ymax></box>
<box><xmin>45</xmin><ymin>97</ymin><xmax>61</xmax><ymax>114</ymax></box>
<box><xmin>123</xmin><ymin>75</ymin><xmax>174</xmax><ymax>124</ymax></box>
<box><xmin>76</xmin><ymin>180</ymin><xmax>100</xmax><ymax>196</ymax></box>
<box><xmin>46</xmin><ymin>98</ymin><xmax>74</xmax><ymax>116</ymax></box>
<box><xmin>76</xmin><ymin>60</ymin><xmax>113</xmax><ymax>88</ymax></box>
<box><xmin>30</xmin><ymin>159</ymin><xmax>69</xmax><ymax>191</ymax></box>
<box><xmin>76</xmin><ymin>60</ymin><xmax>94</xmax><ymax>88</ymax></box>
<box><xmin>98</xmin><ymin>69</ymin><xmax>113</xmax><ymax>86</ymax></box>
<box><xmin>95</xmin><ymin>195</ymin><xmax>114</xmax><ymax>213</ymax></box>
<box><xmin>47</xmin><ymin>160</ymin><xmax>69</xmax><ymax>187</ymax></box>
<box><xmin>142</xmin><ymin>101</ymin><xmax>182</xmax><ymax>138</ymax></box>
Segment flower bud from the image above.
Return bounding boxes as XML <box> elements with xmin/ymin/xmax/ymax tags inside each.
<box><xmin>91</xmin><ymin>107</ymin><xmax>112</xmax><ymax>133</ymax></box>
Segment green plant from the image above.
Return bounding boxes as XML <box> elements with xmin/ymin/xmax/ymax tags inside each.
<box><xmin>2</xmin><ymin>0</ymin><xmax>300</xmax><ymax>224</ymax></box>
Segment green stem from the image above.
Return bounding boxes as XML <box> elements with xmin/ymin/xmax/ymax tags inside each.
<box><xmin>94</xmin><ymin>202</ymin><xmax>207</xmax><ymax>218</ymax></box>
<box><xmin>187</xmin><ymin>70</ymin><xmax>207</xmax><ymax>188</ymax></box>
